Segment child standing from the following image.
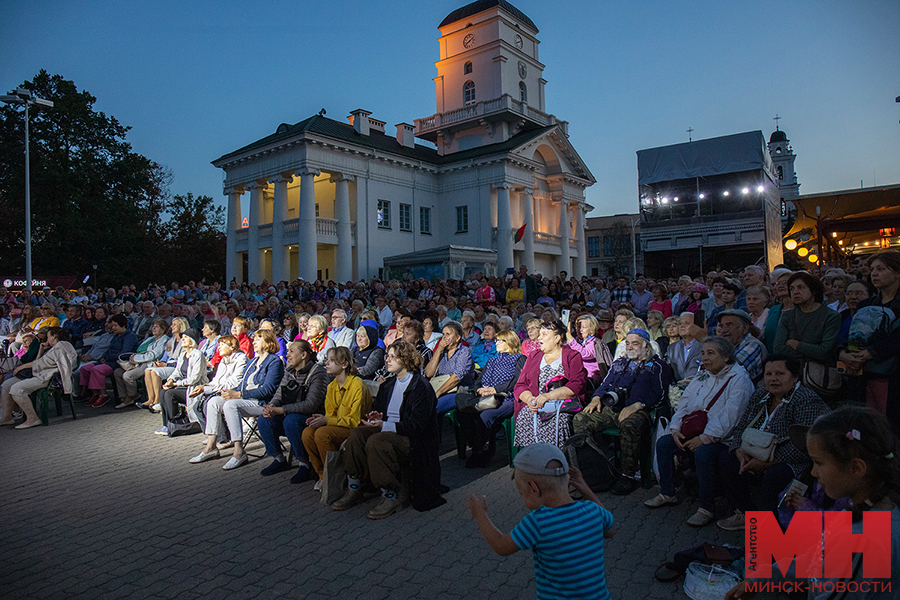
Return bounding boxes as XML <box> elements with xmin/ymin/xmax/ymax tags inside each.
<box><xmin>727</xmin><ymin>406</ymin><xmax>900</xmax><ymax>599</ymax></box>
<box><xmin>469</xmin><ymin>443</ymin><xmax>616</xmax><ymax>600</ymax></box>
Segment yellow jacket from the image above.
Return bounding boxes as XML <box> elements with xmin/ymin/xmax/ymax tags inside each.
<box><xmin>324</xmin><ymin>375</ymin><xmax>372</xmax><ymax>428</ymax></box>
<box><xmin>29</xmin><ymin>316</ymin><xmax>60</xmax><ymax>329</ymax></box>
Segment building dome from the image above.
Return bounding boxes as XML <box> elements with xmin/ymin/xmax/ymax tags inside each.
<box><xmin>440</xmin><ymin>0</ymin><xmax>538</xmax><ymax>31</ymax></box>
<box><xmin>769</xmin><ymin>129</ymin><xmax>787</xmax><ymax>143</ymax></box>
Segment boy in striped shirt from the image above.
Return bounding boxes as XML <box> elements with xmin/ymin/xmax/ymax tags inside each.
<box><xmin>469</xmin><ymin>443</ymin><xmax>617</xmax><ymax>599</ymax></box>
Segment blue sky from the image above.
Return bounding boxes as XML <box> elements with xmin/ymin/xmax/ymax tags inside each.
<box><xmin>3</xmin><ymin>0</ymin><xmax>898</xmax><ymax>220</ymax></box>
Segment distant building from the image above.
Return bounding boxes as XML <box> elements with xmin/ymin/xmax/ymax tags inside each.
<box><xmin>584</xmin><ymin>214</ymin><xmax>643</xmax><ymax>278</ymax></box>
<box><xmin>636</xmin><ymin>131</ymin><xmax>789</xmax><ymax>277</ymax></box>
<box><xmin>212</xmin><ymin>0</ymin><xmax>595</xmax><ymax>285</ymax></box>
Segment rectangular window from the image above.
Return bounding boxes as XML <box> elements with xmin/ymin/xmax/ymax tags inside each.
<box><xmin>315</xmin><ymin>203</ymin><xmax>320</xmax><ymax>218</ymax></box>
<box><xmin>603</xmin><ymin>235</ymin><xmax>615</xmax><ymax>257</ymax></box>
<box><xmin>456</xmin><ymin>205</ymin><xmax>468</xmax><ymax>233</ymax></box>
<box><xmin>420</xmin><ymin>207</ymin><xmax>431</xmax><ymax>234</ymax></box>
<box><xmin>587</xmin><ymin>236</ymin><xmax>600</xmax><ymax>258</ymax></box>
<box><xmin>399</xmin><ymin>203</ymin><xmax>411</xmax><ymax>231</ymax></box>
<box><xmin>377</xmin><ymin>200</ymin><xmax>391</xmax><ymax>229</ymax></box>
<box><xmin>617</xmin><ymin>234</ymin><xmax>631</xmax><ymax>255</ymax></box>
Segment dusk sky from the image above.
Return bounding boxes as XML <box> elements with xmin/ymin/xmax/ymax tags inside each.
<box><xmin>3</xmin><ymin>1</ymin><xmax>899</xmax><ymax>221</ymax></box>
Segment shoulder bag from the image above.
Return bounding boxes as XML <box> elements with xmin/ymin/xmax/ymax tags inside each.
<box><xmin>680</xmin><ymin>376</ymin><xmax>732</xmax><ymax>440</ymax></box>
<box><xmin>739</xmin><ymin>405</ymin><xmax>783</xmax><ymax>462</ymax></box>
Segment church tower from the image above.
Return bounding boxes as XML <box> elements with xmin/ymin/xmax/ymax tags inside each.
<box><xmin>415</xmin><ymin>0</ymin><xmax>568</xmax><ymax>155</ymax></box>
<box><xmin>767</xmin><ymin>124</ymin><xmax>800</xmax><ymax>202</ymax></box>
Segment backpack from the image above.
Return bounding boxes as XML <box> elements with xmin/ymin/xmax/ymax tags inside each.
<box><xmin>563</xmin><ymin>433</ymin><xmax>620</xmax><ymax>492</ymax></box>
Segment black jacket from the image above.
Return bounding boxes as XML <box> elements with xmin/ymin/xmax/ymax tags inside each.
<box><xmin>373</xmin><ymin>372</ymin><xmax>446</xmax><ymax>511</ymax></box>
<box><xmin>270</xmin><ymin>362</ymin><xmax>330</xmax><ymax>415</ymax></box>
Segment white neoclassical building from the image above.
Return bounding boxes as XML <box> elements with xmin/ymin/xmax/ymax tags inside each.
<box><xmin>213</xmin><ymin>0</ymin><xmax>595</xmax><ymax>284</ymax></box>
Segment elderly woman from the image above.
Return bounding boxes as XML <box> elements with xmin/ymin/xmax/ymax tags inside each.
<box><xmin>567</xmin><ymin>314</ymin><xmax>612</xmax><ymax>384</ymax></box>
<box><xmin>188</xmin><ymin>334</ymin><xmax>248</xmax><ymax>446</ymax></box>
<box><xmin>305</xmin><ymin>314</ymin><xmax>334</xmax><ymax>364</ymax></box>
<box><xmin>764</xmin><ymin>268</ymin><xmax>794</xmax><ymax>353</ymax></box>
<box><xmin>0</xmin><ymin>327</ymin><xmax>76</xmax><ymax>429</ymax></box>
<box><xmin>256</xmin><ymin>339</ymin><xmax>329</xmax><ymax>483</ymax></box>
<box><xmin>156</xmin><ymin>329</ymin><xmax>209</xmax><ymax>436</ymax></box>
<box><xmin>713</xmin><ymin>355</ymin><xmax>830</xmax><ymax>531</ymax></box>
<box><xmin>662</xmin><ymin>315</ymin><xmax>681</xmax><ymax>349</ymax></box>
<box><xmin>667</xmin><ymin>312</ymin><xmax>702</xmax><ymax>382</ymax></box>
<box><xmin>774</xmin><ymin>272</ymin><xmax>841</xmax><ymax>367</ymax></box>
<box><xmin>301</xmin><ymin>346</ymin><xmax>372</xmax><ymax>489</ymax></box>
<box><xmin>191</xmin><ymin>330</ymin><xmax>285</xmax><ymax>470</ymax></box>
<box><xmin>460</xmin><ymin>311</ymin><xmax>481</xmax><ymax>348</ymax></box>
<box><xmin>141</xmin><ymin>316</ymin><xmax>189</xmax><ymax>411</ymax></box>
<box><xmin>332</xmin><ymin>340</ymin><xmax>444</xmax><ymax>517</ymax></box>
<box><xmin>353</xmin><ymin>325</ymin><xmax>385</xmax><ymax>380</ymax></box>
<box><xmin>645</xmin><ymin>337</ymin><xmax>754</xmax><ymax>527</ymax></box>
<box><xmin>425</xmin><ymin>320</ymin><xmax>476</xmax><ymax>414</ymax></box>
<box><xmin>78</xmin><ymin>314</ymin><xmax>138</xmax><ymax>408</ymax></box>
<box><xmin>456</xmin><ymin>331</ymin><xmax>527</xmax><ymax>468</ymax></box>
<box><xmin>421</xmin><ymin>312</ymin><xmax>442</xmax><ymax>352</ymax></box>
<box><xmin>513</xmin><ymin>320</ymin><xmax>587</xmax><ymax>449</ymax></box>
<box><xmin>520</xmin><ymin>317</ymin><xmax>542</xmax><ymax>357</ymax></box>
<box><xmin>230</xmin><ymin>316</ymin><xmax>255</xmax><ymax>358</ymax></box>
<box><xmin>744</xmin><ymin>285</ymin><xmax>771</xmax><ymax>338</ymax></box>
<box><xmin>113</xmin><ymin>318</ymin><xmax>169</xmax><ymax>409</ymax></box>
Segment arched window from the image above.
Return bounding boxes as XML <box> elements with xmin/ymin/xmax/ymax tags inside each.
<box><xmin>464</xmin><ymin>61</ymin><xmax>473</xmax><ymax>74</ymax></box>
<box><xmin>519</xmin><ymin>81</ymin><xmax>527</xmax><ymax>103</ymax></box>
<box><xmin>777</xmin><ymin>165</ymin><xmax>784</xmax><ymax>180</ymax></box>
<box><xmin>463</xmin><ymin>80</ymin><xmax>476</xmax><ymax>105</ymax></box>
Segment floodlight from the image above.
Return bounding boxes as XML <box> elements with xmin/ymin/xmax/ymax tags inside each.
<box><xmin>699</xmin><ymin>193</ymin><xmax>705</xmax><ymax>199</ymax></box>
<box><xmin>673</xmin><ymin>197</ymin><xmax>678</xmax><ymax>202</ymax></box>
<box><xmin>742</xmin><ymin>188</ymin><xmax>750</xmax><ymax>195</ymax></box>
<box><xmin>756</xmin><ymin>186</ymin><xmax>764</xmax><ymax>193</ymax></box>
<box><xmin>723</xmin><ymin>191</ymin><xmax>730</xmax><ymax>197</ymax></box>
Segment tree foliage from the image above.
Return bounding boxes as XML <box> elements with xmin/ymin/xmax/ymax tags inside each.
<box><xmin>0</xmin><ymin>71</ymin><xmax>224</xmax><ymax>287</ymax></box>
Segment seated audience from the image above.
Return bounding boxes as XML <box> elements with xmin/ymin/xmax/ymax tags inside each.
<box><xmin>113</xmin><ymin>318</ymin><xmax>169</xmax><ymax>409</ymax></box>
<box><xmin>141</xmin><ymin>316</ymin><xmax>189</xmax><ymax>410</ymax></box>
<box><xmin>188</xmin><ymin>335</ymin><xmax>247</xmax><ymax>445</ymax></box>
<box><xmin>425</xmin><ymin>321</ymin><xmax>476</xmax><ymax>413</ymax></box>
<box><xmin>156</xmin><ymin>329</ymin><xmax>209</xmax><ymax>436</ymax></box>
<box><xmin>353</xmin><ymin>325</ymin><xmax>385</xmax><ymax>380</ymax></box>
<box><xmin>667</xmin><ymin>312</ymin><xmax>702</xmax><ymax>382</ymax></box>
<box><xmin>79</xmin><ymin>314</ymin><xmax>138</xmax><ymax>408</ymax></box>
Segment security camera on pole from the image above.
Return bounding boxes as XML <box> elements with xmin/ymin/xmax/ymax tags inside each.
<box><xmin>1</xmin><ymin>87</ymin><xmax>54</xmax><ymax>293</ymax></box>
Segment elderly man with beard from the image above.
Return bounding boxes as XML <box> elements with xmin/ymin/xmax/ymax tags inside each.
<box><xmin>573</xmin><ymin>329</ymin><xmax>671</xmax><ymax>495</ymax></box>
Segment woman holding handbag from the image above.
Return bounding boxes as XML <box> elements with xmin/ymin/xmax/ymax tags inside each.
<box><xmin>455</xmin><ymin>331</ymin><xmax>526</xmax><ymax>468</ymax></box>
<box><xmin>645</xmin><ymin>337</ymin><xmax>754</xmax><ymax>527</ymax></box>
<box><xmin>112</xmin><ymin>319</ymin><xmax>169</xmax><ymax>408</ymax></box>
<box><xmin>713</xmin><ymin>355</ymin><xmax>830</xmax><ymax>531</ymax></box>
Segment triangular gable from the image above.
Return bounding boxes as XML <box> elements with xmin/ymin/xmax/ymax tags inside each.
<box><xmin>510</xmin><ymin>126</ymin><xmax>595</xmax><ymax>184</ymax></box>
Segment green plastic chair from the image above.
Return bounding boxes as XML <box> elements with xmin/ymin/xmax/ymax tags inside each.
<box><xmin>30</xmin><ymin>379</ymin><xmax>77</xmax><ymax>426</ymax></box>
<box><xmin>601</xmin><ymin>406</ymin><xmax>658</xmax><ymax>488</ymax></box>
<box><xmin>446</xmin><ymin>409</ymin><xmax>518</xmax><ymax>468</ymax></box>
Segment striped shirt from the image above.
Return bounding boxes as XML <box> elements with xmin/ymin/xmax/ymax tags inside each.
<box><xmin>511</xmin><ymin>501</ymin><xmax>614</xmax><ymax>600</ymax></box>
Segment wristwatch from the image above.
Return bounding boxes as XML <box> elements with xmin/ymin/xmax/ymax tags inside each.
<box><xmin>639</xmin><ymin>402</ymin><xmax>646</xmax><ymax>409</ymax></box>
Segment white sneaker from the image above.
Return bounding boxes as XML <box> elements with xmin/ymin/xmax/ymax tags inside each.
<box><xmin>222</xmin><ymin>454</ymin><xmax>248</xmax><ymax>470</ymax></box>
<box><xmin>686</xmin><ymin>508</ymin><xmax>715</xmax><ymax>527</ymax></box>
<box><xmin>154</xmin><ymin>427</ymin><xmax>168</xmax><ymax>435</ymax></box>
<box><xmin>644</xmin><ymin>494</ymin><xmax>679</xmax><ymax>508</ymax></box>
<box><xmin>189</xmin><ymin>449</ymin><xmax>220</xmax><ymax>464</ymax></box>
<box><xmin>313</xmin><ymin>480</ymin><xmax>323</xmax><ymax>491</ymax></box>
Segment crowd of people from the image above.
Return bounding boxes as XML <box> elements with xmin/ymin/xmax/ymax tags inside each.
<box><xmin>1</xmin><ymin>253</ymin><xmax>898</xmax><ymax>595</ymax></box>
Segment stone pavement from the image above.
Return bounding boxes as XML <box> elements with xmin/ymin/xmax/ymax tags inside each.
<box><xmin>0</xmin><ymin>404</ymin><xmax>746</xmax><ymax>599</ymax></box>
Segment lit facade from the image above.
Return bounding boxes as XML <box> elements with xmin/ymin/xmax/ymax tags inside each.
<box><xmin>212</xmin><ymin>0</ymin><xmax>595</xmax><ymax>285</ymax></box>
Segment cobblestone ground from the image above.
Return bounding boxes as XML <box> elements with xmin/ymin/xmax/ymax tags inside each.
<box><xmin>0</xmin><ymin>405</ymin><xmax>748</xmax><ymax>599</ymax></box>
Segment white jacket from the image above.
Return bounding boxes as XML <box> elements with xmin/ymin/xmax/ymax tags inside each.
<box><xmin>33</xmin><ymin>341</ymin><xmax>78</xmax><ymax>394</ymax></box>
<box><xmin>132</xmin><ymin>335</ymin><xmax>170</xmax><ymax>364</ymax></box>
<box><xmin>667</xmin><ymin>362</ymin><xmax>754</xmax><ymax>444</ymax></box>
<box><xmin>203</xmin><ymin>352</ymin><xmax>248</xmax><ymax>394</ymax></box>
<box><xmin>169</xmin><ymin>348</ymin><xmax>209</xmax><ymax>387</ymax></box>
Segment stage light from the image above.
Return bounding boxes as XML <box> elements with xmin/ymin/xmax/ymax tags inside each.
<box><xmin>756</xmin><ymin>186</ymin><xmax>764</xmax><ymax>193</ymax></box>
<box><xmin>785</xmin><ymin>239</ymin><xmax>798</xmax><ymax>250</ymax></box>
<box><xmin>661</xmin><ymin>197</ymin><xmax>669</xmax><ymax>204</ymax></box>
<box><xmin>699</xmin><ymin>193</ymin><xmax>705</xmax><ymax>199</ymax></box>
<box><xmin>742</xmin><ymin>188</ymin><xmax>750</xmax><ymax>195</ymax></box>
<box><xmin>838</xmin><ymin>240</ymin><xmax>844</xmax><ymax>245</ymax></box>
<box><xmin>808</xmin><ymin>254</ymin><xmax>818</xmax><ymax>263</ymax></box>
<box><xmin>723</xmin><ymin>191</ymin><xmax>730</xmax><ymax>197</ymax></box>
<box><xmin>831</xmin><ymin>232</ymin><xmax>837</xmax><ymax>238</ymax></box>
<box><xmin>673</xmin><ymin>197</ymin><xmax>679</xmax><ymax>202</ymax></box>
<box><xmin>798</xmin><ymin>247</ymin><xmax>809</xmax><ymax>257</ymax></box>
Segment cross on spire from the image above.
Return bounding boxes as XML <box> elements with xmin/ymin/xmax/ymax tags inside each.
<box><xmin>687</xmin><ymin>127</ymin><xmax>694</xmax><ymax>142</ymax></box>
<box><xmin>773</xmin><ymin>114</ymin><xmax>781</xmax><ymax>130</ymax></box>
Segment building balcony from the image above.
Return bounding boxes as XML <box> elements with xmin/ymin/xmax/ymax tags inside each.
<box><xmin>415</xmin><ymin>94</ymin><xmax>567</xmax><ymax>140</ymax></box>
<box><xmin>233</xmin><ymin>218</ymin><xmax>356</xmax><ymax>252</ymax></box>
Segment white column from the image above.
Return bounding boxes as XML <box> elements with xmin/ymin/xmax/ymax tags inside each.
<box><xmin>496</xmin><ymin>184</ymin><xmax>513</xmax><ymax>274</ymax></box>
<box><xmin>521</xmin><ymin>188</ymin><xmax>535</xmax><ymax>273</ymax></box>
<box><xmin>269</xmin><ymin>174</ymin><xmax>291</xmax><ymax>284</ymax></box>
<box><xmin>574</xmin><ymin>203</ymin><xmax>587</xmax><ymax>278</ymax></box>
<box><xmin>558</xmin><ymin>200</ymin><xmax>570</xmax><ymax>276</ymax></box>
<box><xmin>224</xmin><ymin>186</ymin><xmax>244</xmax><ymax>284</ymax></box>
<box><xmin>296</xmin><ymin>168</ymin><xmax>320</xmax><ymax>282</ymax></box>
<box><xmin>246</xmin><ymin>180</ymin><xmax>266</xmax><ymax>285</ymax></box>
<box><xmin>331</xmin><ymin>173</ymin><xmax>354</xmax><ymax>284</ymax></box>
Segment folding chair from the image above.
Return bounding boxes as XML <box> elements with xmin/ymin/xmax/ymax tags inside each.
<box><xmin>241</xmin><ymin>415</ymin><xmax>265</xmax><ymax>458</ymax></box>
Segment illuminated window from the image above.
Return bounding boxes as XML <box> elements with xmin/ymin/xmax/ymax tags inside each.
<box><xmin>463</xmin><ymin>81</ymin><xmax>475</xmax><ymax>105</ymax></box>
<box><xmin>456</xmin><ymin>206</ymin><xmax>468</xmax><ymax>233</ymax></box>
<box><xmin>377</xmin><ymin>200</ymin><xmax>391</xmax><ymax>229</ymax></box>
<box><xmin>519</xmin><ymin>81</ymin><xmax>527</xmax><ymax>103</ymax></box>
<box><xmin>399</xmin><ymin>203</ymin><xmax>411</xmax><ymax>231</ymax></box>
<box><xmin>464</xmin><ymin>61</ymin><xmax>473</xmax><ymax>74</ymax></box>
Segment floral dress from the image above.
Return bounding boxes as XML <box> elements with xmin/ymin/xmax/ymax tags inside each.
<box><xmin>513</xmin><ymin>356</ymin><xmax>572</xmax><ymax>448</ymax></box>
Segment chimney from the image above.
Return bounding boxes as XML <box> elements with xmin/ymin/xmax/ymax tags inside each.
<box><xmin>395</xmin><ymin>123</ymin><xmax>416</xmax><ymax>149</ymax></box>
<box><xmin>348</xmin><ymin>109</ymin><xmax>371</xmax><ymax>135</ymax></box>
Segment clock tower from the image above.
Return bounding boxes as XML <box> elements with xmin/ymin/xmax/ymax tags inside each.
<box><xmin>416</xmin><ymin>0</ymin><xmax>567</xmax><ymax>155</ymax></box>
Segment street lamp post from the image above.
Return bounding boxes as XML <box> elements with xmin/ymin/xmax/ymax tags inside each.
<box><xmin>1</xmin><ymin>87</ymin><xmax>53</xmax><ymax>293</ymax></box>
<box><xmin>629</xmin><ymin>216</ymin><xmax>638</xmax><ymax>277</ymax></box>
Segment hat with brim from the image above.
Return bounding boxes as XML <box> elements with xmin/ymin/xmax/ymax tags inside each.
<box><xmin>716</xmin><ymin>309</ymin><xmax>752</xmax><ymax>326</ymax></box>
<box><xmin>513</xmin><ymin>443</ymin><xmax>569</xmax><ymax>476</ymax></box>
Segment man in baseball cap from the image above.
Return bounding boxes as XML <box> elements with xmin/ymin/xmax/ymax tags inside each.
<box><xmin>715</xmin><ymin>309</ymin><xmax>767</xmax><ymax>381</ymax></box>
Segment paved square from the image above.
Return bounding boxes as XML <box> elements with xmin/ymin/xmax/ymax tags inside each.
<box><xmin>1</xmin><ymin>406</ymin><xmax>745</xmax><ymax>599</ymax></box>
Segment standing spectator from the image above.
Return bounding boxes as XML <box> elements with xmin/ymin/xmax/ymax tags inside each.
<box><xmin>648</xmin><ymin>283</ymin><xmax>672</xmax><ymax>318</ymax></box>
<box><xmin>611</xmin><ymin>277</ymin><xmax>633</xmax><ymax>306</ymax></box>
<box><xmin>630</xmin><ymin>279</ymin><xmax>653</xmax><ymax>318</ymax></box>
<box><xmin>588</xmin><ymin>279</ymin><xmax>611</xmax><ymax>309</ymax></box>
<box><xmin>774</xmin><ymin>272</ymin><xmax>841</xmax><ymax>366</ymax></box>
<box><xmin>475</xmin><ymin>278</ymin><xmax>497</xmax><ymax>308</ymax></box>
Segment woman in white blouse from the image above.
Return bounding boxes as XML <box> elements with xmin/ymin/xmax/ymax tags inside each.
<box><xmin>645</xmin><ymin>336</ymin><xmax>754</xmax><ymax>527</ymax></box>
<box><xmin>187</xmin><ymin>334</ymin><xmax>248</xmax><ymax>445</ymax></box>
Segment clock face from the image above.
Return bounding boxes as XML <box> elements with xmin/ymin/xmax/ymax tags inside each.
<box><xmin>463</xmin><ymin>33</ymin><xmax>475</xmax><ymax>49</ymax></box>
<box><xmin>515</xmin><ymin>34</ymin><xmax>523</xmax><ymax>49</ymax></box>
<box><xmin>518</xmin><ymin>61</ymin><xmax>527</xmax><ymax>79</ymax></box>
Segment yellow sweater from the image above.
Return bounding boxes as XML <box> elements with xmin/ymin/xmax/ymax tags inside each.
<box><xmin>324</xmin><ymin>375</ymin><xmax>372</xmax><ymax>428</ymax></box>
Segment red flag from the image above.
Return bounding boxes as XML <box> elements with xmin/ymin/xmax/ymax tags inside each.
<box><xmin>514</xmin><ymin>223</ymin><xmax>527</xmax><ymax>243</ymax></box>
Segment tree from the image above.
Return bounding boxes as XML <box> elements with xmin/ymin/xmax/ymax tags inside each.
<box><xmin>0</xmin><ymin>71</ymin><xmax>224</xmax><ymax>286</ymax></box>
